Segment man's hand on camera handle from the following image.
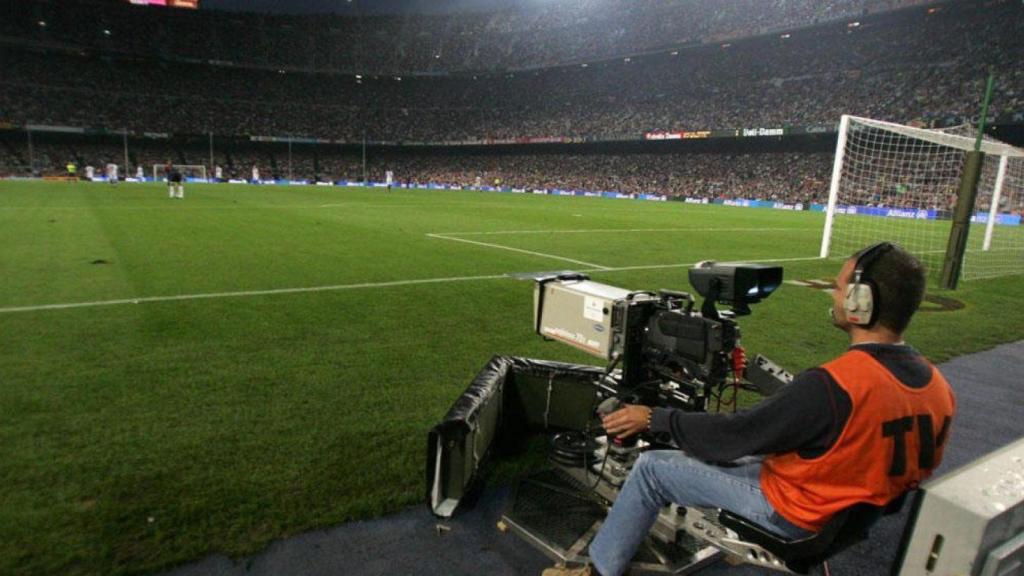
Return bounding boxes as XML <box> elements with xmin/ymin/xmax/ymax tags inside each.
<box><xmin>601</xmin><ymin>404</ymin><xmax>652</xmax><ymax>438</ymax></box>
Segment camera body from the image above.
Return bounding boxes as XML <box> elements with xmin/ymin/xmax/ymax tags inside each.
<box><xmin>533</xmin><ymin>262</ymin><xmax>782</xmax><ymax>411</ymax></box>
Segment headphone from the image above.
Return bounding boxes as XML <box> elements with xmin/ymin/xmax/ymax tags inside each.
<box><xmin>843</xmin><ymin>242</ymin><xmax>895</xmax><ymax>326</ymax></box>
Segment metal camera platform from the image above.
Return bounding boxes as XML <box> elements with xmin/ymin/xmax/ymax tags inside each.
<box><xmin>499</xmin><ymin>466</ymin><xmax>722</xmax><ymax>574</ymax></box>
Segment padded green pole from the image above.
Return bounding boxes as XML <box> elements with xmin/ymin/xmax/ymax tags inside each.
<box><xmin>939</xmin><ymin>73</ymin><xmax>995</xmax><ymax>290</ymax></box>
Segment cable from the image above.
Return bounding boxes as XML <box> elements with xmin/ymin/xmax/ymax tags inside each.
<box><xmin>583</xmin><ymin>396</ymin><xmax>614</xmax><ymax>496</ymax></box>
<box><xmin>542</xmin><ymin>373</ymin><xmax>554</xmax><ymax>429</ymax></box>
<box><xmin>584</xmin><ymin>443</ymin><xmax>611</xmax><ymax>495</ymax></box>
<box><xmin>713</xmin><ymin>346</ymin><xmax>747</xmax><ymax>413</ymax></box>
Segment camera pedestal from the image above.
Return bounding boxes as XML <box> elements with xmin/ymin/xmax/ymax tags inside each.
<box><xmin>500</xmin><ymin>467</ymin><xmax>722</xmax><ymax>574</ymax></box>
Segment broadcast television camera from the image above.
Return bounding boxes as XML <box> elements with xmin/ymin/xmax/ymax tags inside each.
<box><xmin>525</xmin><ymin>263</ymin><xmax>799</xmax><ymax>571</ymax></box>
<box><xmin>428</xmin><ymin>260</ymin><xmax>1024</xmax><ymax>575</ymax></box>
<box><xmin>428</xmin><ymin>262</ymin><xmax>800</xmax><ymax>573</ymax></box>
<box><xmin>533</xmin><ymin>261</ymin><xmax>783</xmax><ymax>412</ymax></box>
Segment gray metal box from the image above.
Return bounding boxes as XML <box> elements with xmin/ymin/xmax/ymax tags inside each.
<box><xmin>898</xmin><ymin>436</ymin><xmax>1024</xmax><ymax>575</ymax></box>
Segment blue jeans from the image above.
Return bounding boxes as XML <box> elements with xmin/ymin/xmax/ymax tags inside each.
<box><xmin>588</xmin><ymin>450</ymin><xmax>812</xmax><ymax>576</ymax></box>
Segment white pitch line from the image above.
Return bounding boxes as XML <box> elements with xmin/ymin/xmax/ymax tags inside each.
<box><xmin>426</xmin><ymin>233</ymin><xmax>611</xmax><ymax>270</ymax></box>
<box><xmin>316</xmin><ymin>200</ymin><xmax>555</xmax><ymax>209</ymax></box>
<box><xmin>0</xmin><ymin>254</ymin><xmax>832</xmax><ymax>314</ymax></box>
<box><xmin>0</xmin><ymin>274</ymin><xmax>508</xmax><ymax>314</ymax></box>
<box><xmin>0</xmin><ymin>204</ymin><xmax>321</xmax><ymax>211</ymax></box>
<box><xmin>318</xmin><ymin>202</ymin><xmax>484</xmax><ymax>208</ymax></box>
<box><xmin>436</xmin><ymin>227</ymin><xmax>807</xmax><ymax>236</ymax></box>
<box><xmin>581</xmin><ymin>254</ymin><xmax>828</xmax><ymax>273</ymax></box>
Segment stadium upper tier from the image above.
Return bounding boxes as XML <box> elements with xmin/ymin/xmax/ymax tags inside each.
<box><xmin>0</xmin><ymin>0</ymin><xmax>1020</xmax><ymax>142</ymax></box>
<box><xmin>4</xmin><ymin>0</ymin><xmax>934</xmax><ymax>74</ymax></box>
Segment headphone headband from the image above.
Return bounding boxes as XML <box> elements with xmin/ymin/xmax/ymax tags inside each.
<box><xmin>853</xmin><ymin>242</ymin><xmax>895</xmax><ymax>282</ymax></box>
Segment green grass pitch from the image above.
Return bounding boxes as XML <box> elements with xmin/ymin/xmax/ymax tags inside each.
<box><xmin>2</xmin><ymin>180</ymin><xmax>1023</xmax><ymax>576</ymax></box>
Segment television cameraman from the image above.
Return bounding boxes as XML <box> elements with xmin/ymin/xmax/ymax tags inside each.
<box><xmin>544</xmin><ymin>243</ymin><xmax>957</xmax><ymax>576</ymax></box>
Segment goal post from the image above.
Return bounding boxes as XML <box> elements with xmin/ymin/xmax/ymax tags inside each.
<box><xmin>983</xmin><ymin>155</ymin><xmax>1010</xmax><ymax>251</ymax></box>
<box><xmin>964</xmin><ymin>143</ymin><xmax>1024</xmax><ymax>280</ymax></box>
<box><xmin>819</xmin><ymin>115</ymin><xmax>1024</xmax><ymax>284</ymax></box>
<box><xmin>819</xmin><ymin>114</ymin><xmax>851</xmax><ymax>258</ymax></box>
<box><xmin>153</xmin><ymin>164</ymin><xmax>208</xmax><ymax>182</ymax></box>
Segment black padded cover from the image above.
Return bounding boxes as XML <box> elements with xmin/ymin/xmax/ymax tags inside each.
<box><xmin>426</xmin><ymin>356</ymin><xmax>604</xmax><ymax>517</ymax></box>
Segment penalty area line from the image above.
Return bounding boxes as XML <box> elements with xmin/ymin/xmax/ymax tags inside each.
<box><xmin>426</xmin><ymin>233</ymin><xmax>611</xmax><ymax>270</ymax></box>
<box><xmin>438</xmin><ymin>226</ymin><xmax>809</xmax><ymax>236</ymax></box>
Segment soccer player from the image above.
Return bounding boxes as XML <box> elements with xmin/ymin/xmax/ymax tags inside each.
<box><xmin>66</xmin><ymin>161</ymin><xmax>77</xmax><ymax>181</ymax></box>
<box><xmin>252</xmin><ymin>165</ymin><xmax>260</xmax><ymax>184</ymax></box>
<box><xmin>385</xmin><ymin>169</ymin><xmax>394</xmax><ymax>192</ymax></box>
<box><xmin>166</xmin><ymin>161</ymin><xmax>184</xmax><ymax>199</ymax></box>
<box><xmin>136</xmin><ymin>165</ymin><xmax>144</xmax><ymax>181</ymax></box>
<box><xmin>106</xmin><ymin>163</ymin><xmax>118</xmax><ymax>185</ymax></box>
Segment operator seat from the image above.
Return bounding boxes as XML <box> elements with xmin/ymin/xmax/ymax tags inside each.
<box><xmin>709</xmin><ymin>492</ymin><xmax>910</xmax><ymax>574</ymax></box>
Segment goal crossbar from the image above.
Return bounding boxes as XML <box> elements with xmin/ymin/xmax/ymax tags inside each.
<box><xmin>847</xmin><ymin>116</ymin><xmax>1024</xmax><ymax>158</ymax></box>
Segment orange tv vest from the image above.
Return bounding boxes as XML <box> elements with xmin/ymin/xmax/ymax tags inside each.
<box><xmin>760</xmin><ymin>349</ymin><xmax>955</xmax><ymax>532</ymax></box>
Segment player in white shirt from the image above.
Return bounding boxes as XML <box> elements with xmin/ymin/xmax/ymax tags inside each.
<box><xmin>385</xmin><ymin>170</ymin><xmax>394</xmax><ymax>192</ymax></box>
<box><xmin>215</xmin><ymin>165</ymin><xmax>223</xmax><ymax>182</ymax></box>
<box><xmin>85</xmin><ymin>165</ymin><xmax>95</xmax><ymax>180</ymax></box>
<box><xmin>252</xmin><ymin>166</ymin><xmax>260</xmax><ymax>184</ymax></box>
<box><xmin>136</xmin><ymin>165</ymin><xmax>144</xmax><ymax>181</ymax></box>
<box><xmin>106</xmin><ymin>163</ymin><xmax>118</xmax><ymax>185</ymax></box>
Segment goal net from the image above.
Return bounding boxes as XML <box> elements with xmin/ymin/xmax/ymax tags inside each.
<box><xmin>820</xmin><ymin>115</ymin><xmax>1024</xmax><ymax>282</ymax></box>
<box><xmin>153</xmin><ymin>164</ymin><xmax>208</xmax><ymax>182</ymax></box>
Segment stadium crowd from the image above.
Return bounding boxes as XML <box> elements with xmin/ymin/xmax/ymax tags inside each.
<box><xmin>361</xmin><ymin>152</ymin><xmax>832</xmax><ymax>205</ymax></box>
<box><xmin>1</xmin><ymin>1</ymin><xmax>1020</xmax><ymax>144</ymax></box>
<box><xmin>3</xmin><ymin>0</ymin><xmax>932</xmax><ymax>74</ymax></box>
<box><xmin>6</xmin><ymin>135</ymin><xmax>1017</xmax><ymax>213</ymax></box>
<box><xmin>0</xmin><ymin>139</ymin><xmax>838</xmax><ymax>207</ymax></box>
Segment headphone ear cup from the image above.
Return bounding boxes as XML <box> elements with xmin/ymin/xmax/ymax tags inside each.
<box><xmin>844</xmin><ymin>283</ymin><xmax>873</xmax><ymax>325</ymax></box>
<box><xmin>859</xmin><ymin>281</ymin><xmax>876</xmax><ymax>325</ymax></box>
<box><xmin>844</xmin><ymin>283</ymin><xmax>860</xmax><ymax>313</ymax></box>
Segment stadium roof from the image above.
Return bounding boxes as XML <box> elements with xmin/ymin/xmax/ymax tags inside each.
<box><xmin>204</xmin><ymin>0</ymin><xmax>514</xmax><ymax>15</ymax></box>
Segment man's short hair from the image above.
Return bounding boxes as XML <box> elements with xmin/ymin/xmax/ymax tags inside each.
<box><xmin>854</xmin><ymin>244</ymin><xmax>926</xmax><ymax>334</ymax></box>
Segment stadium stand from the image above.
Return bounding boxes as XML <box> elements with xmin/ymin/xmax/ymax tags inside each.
<box><xmin>8</xmin><ymin>136</ymin><xmax>988</xmax><ymax>212</ymax></box>
<box><xmin>0</xmin><ymin>0</ymin><xmax>1020</xmax><ymax>210</ymax></box>
<box><xmin>0</xmin><ymin>0</ymin><xmax>1021</xmax><ymax>144</ymax></box>
<box><xmin>2</xmin><ymin>0</ymin><xmax>935</xmax><ymax>74</ymax></box>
